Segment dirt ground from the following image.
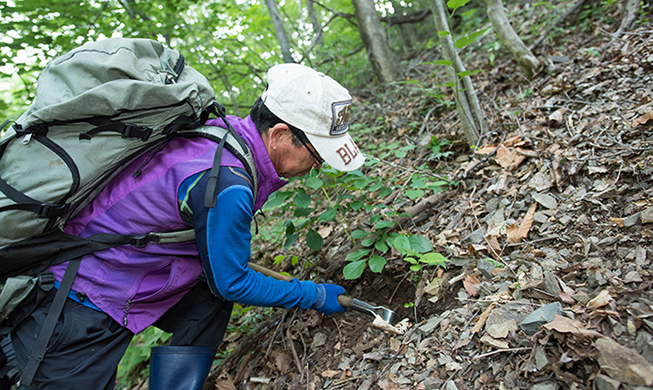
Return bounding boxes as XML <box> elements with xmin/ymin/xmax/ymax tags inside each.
<box><xmin>191</xmin><ymin>4</ymin><xmax>653</xmax><ymax>390</ymax></box>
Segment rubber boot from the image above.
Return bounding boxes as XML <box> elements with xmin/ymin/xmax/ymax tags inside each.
<box><xmin>149</xmin><ymin>346</ymin><xmax>216</xmax><ymax>390</ymax></box>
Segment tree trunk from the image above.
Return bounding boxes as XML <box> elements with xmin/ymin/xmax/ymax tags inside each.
<box><xmin>264</xmin><ymin>0</ymin><xmax>295</xmax><ymax>63</ymax></box>
<box><xmin>352</xmin><ymin>0</ymin><xmax>401</xmax><ymax>84</ymax></box>
<box><xmin>389</xmin><ymin>0</ymin><xmax>418</xmax><ymax>56</ymax></box>
<box><xmin>484</xmin><ymin>0</ymin><xmax>541</xmax><ymax>78</ymax></box>
<box><xmin>430</xmin><ymin>0</ymin><xmax>485</xmax><ymax>147</ymax></box>
<box><xmin>306</xmin><ymin>0</ymin><xmax>324</xmax><ymax>48</ymax></box>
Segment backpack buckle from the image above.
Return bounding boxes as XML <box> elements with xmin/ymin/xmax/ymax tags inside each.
<box><xmin>38</xmin><ymin>272</ymin><xmax>55</xmax><ymax>292</ymax></box>
<box><xmin>38</xmin><ymin>203</ymin><xmax>67</xmax><ymax>218</ymax></box>
<box><xmin>122</xmin><ymin>124</ymin><xmax>152</xmax><ymax>141</ymax></box>
<box><xmin>128</xmin><ymin>235</ymin><xmax>149</xmax><ymax>248</ymax></box>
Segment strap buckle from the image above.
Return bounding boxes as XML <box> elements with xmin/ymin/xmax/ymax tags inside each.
<box><xmin>38</xmin><ymin>272</ymin><xmax>55</xmax><ymax>292</ymax></box>
<box><xmin>37</xmin><ymin>203</ymin><xmax>67</xmax><ymax>218</ymax></box>
<box><xmin>122</xmin><ymin>124</ymin><xmax>152</xmax><ymax>140</ymax></box>
<box><xmin>128</xmin><ymin>234</ymin><xmax>149</xmax><ymax>248</ymax></box>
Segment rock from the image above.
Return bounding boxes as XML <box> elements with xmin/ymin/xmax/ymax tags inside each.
<box><xmin>532</xmin><ymin>192</ymin><xmax>558</xmax><ymax>209</ymax></box>
<box><xmin>486</xmin><ymin>319</ymin><xmax>517</xmax><ymax>339</ymax></box>
<box><xmin>310</xmin><ymin>332</ymin><xmax>327</xmax><ymax>350</ymax></box>
<box><xmin>478</xmin><ymin>259</ymin><xmax>496</xmax><ymax>280</ymax></box>
<box><xmin>418</xmin><ymin>316</ymin><xmax>442</xmax><ymax>336</ymax></box>
<box><xmin>445</xmin><ymin>380</ymin><xmax>459</xmax><ymax>390</ymax></box>
<box><xmin>519</xmin><ymin>302</ymin><xmax>564</xmax><ymax>335</ymax></box>
<box><xmin>596</xmin><ymin>337</ymin><xmax>653</xmax><ymax>386</ymax></box>
<box><xmin>636</xmin><ymin>331</ymin><xmax>653</xmax><ymax>362</ymax></box>
<box><xmin>437</xmin><ymin>355</ymin><xmax>453</xmax><ymax>366</ymax></box>
<box><xmin>422</xmin><ymin>377</ymin><xmax>442</xmax><ymax>390</ymax></box>
<box><xmin>531</xmin><ymin>381</ymin><xmax>558</xmax><ymax>390</ymax></box>
<box><xmin>624</xmin><ymin>212</ymin><xmax>641</xmax><ymax>227</ymax></box>
<box><xmin>543</xmin><ymin>271</ymin><xmax>561</xmax><ymax>297</ymax></box>
<box><xmin>624</xmin><ymin>270</ymin><xmax>643</xmax><ymax>283</ymax></box>
<box><xmin>641</xmin><ymin>207</ymin><xmax>653</xmax><ymax>224</ymax></box>
<box><xmin>534</xmin><ymin>345</ymin><xmax>549</xmax><ymax>370</ymax></box>
<box><xmin>595</xmin><ymin>373</ymin><xmax>621</xmax><ymax>390</ymax></box>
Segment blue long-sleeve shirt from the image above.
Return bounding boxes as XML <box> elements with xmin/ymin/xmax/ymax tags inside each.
<box><xmin>179</xmin><ymin>166</ymin><xmax>317</xmax><ymax>309</ymax></box>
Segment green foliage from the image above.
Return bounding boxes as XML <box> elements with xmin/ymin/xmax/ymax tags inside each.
<box><xmin>426</xmin><ymin>136</ymin><xmax>454</xmax><ymax>160</ymax></box>
<box><xmin>0</xmin><ymin>0</ymin><xmax>371</xmax><ymax>122</ymax></box>
<box><xmin>117</xmin><ymin>327</ymin><xmax>171</xmax><ymax>389</ymax></box>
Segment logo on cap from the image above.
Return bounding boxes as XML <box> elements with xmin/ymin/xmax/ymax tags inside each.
<box><xmin>331</xmin><ymin>100</ymin><xmax>352</xmax><ymax>135</ymax></box>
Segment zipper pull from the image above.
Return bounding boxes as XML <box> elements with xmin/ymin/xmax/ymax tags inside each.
<box><xmin>123</xmin><ymin>300</ymin><xmax>131</xmax><ymax>326</ymax></box>
<box><xmin>22</xmin><ymin>133</ymin><xmax>33</xmax><ymax>145</ymax></box>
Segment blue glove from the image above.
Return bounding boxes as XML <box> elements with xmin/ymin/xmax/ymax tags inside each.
<box><xmin>312</xmin><ymin>284</ymin><xmax>346</xmax><ymax>315</ymax></box>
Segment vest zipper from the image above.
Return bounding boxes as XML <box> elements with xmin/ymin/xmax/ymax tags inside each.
<box><xmin>123</xmin><ymin>300</ymin><xmax>132</xmax><ymax>326</ymax></box>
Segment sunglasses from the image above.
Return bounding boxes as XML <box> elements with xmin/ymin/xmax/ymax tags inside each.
<box><xmin>290</xmin><ymin>128</ymin><xmax>324</xmax><ymax>166</ymax></box>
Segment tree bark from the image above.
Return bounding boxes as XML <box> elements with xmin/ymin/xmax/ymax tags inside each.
<box><xmin>264</xmin><ymin>0</ymin><xmax>295</xmax><ymax>63</ymax></box>
<box><xmin>389</xmin><ymin>0</ymin><xmax>418</xmax><ymax>57</ymax></box>
<box><xmin>352</xmin><ymin>0</ymin><xmax>401</xmax><ymax>84</ymax></box>
<box><xmin>615</xmin><ymin>0</ymin><xmax>640</xmax><ymax>37</ymax></box>
<box><xmin>484</xmin><ymin>0</ymin><xmax>541</xmax><ymax>78</ymax></box>
<box><xmin>430</xmin><ymin>0</ymin><xmax>485</xmax><ymax>147</ymax></box>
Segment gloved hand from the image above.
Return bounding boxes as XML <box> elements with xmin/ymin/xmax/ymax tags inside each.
<box><xmin>312</xmin><ymin>284</ymin><xmax>346</xmax><ymax>315</ymax></box>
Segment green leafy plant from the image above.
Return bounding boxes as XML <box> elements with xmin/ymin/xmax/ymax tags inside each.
<box><xmin>117</xmin><ymin>327</ymin><xmax>171</xmax><ymax>389</ymax></box>
<box><xmin>426</xmin><ymin>136</ymin><xmax>454</xmax><ymax>160</ymax></box>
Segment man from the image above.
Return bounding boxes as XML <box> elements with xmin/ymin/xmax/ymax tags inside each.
<box><xmin>6</xmin><ymin>63</ymin><xmax>365</xmax><ymax>389</ymax></box>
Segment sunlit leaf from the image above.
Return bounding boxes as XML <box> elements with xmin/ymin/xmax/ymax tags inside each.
<box><xmin>447</xmin><ymin>0</ymin><xmax>472</xmax><ymax>10</ymax></box>
<box><xmin>343</xmin><ymin>260</ymin><xmax>366</xmax><ymax>280</ymax></box>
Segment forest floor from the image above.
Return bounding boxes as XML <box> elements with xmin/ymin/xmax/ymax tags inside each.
<box><xmin>141</xmin><ymin>5</ymin><xmax>653</xmax><ymax>390</ymax></box>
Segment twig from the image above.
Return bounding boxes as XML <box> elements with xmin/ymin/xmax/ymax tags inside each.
<box><xmin>389</xmin><ymin>272</ymin><xmax>411</xmax><ymax>303</ymax></box>
<box><xmin>473</xmin><ymin>347</ymin><xmax>531</xmax><ymax>360</ymax></box>
<box><xmin>286</xmin><ymin>327</ymin><xmax>303</xmax><ymax>376</ymax></box>
<box><xmin>458</xmin><ymin>133</ymin><xmax>507</xmax><ymax>180</ymax></box>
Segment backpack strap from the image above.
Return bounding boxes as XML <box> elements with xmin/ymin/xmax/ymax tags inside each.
<box><xmin>181</xmin><ymin>103</ymin><xmax>258</xmax><ymax>208</ymax></box>
<box><xmin>20</xmin><ymin>257</ymin><xmax>80</xmax><ymax>387</ymax></box>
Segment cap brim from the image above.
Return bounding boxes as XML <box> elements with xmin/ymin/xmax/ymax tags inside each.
<box><xmin>305</xmin><ymin>132</ymin><xmax>365</xmax><ymax>171</ymax></box>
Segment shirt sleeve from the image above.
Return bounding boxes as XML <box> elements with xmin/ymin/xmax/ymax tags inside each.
<box><xmin>180</xmin><ymin>167</ymin><xmax>317</xmax><ymax>309</ymax></box>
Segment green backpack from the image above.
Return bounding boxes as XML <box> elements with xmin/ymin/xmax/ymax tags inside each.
<box><xmin>0</xmin><ymin>37</ymin><xmax>257</xmax><ymax>279</ymax></box>
<box><xmin>0</xmin><ymin>38</ymin><xmax>259</xmax><ymax>386</ymax></box>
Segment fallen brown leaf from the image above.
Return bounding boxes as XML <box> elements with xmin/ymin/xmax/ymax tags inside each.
<box><xmin>610</xmin><ymin>217</ymin><xmax>624</xmax><ymax>227</ymax></box>
<box><xmin>471</xmin><ymin>302</ymin><xmax>496</xmax><ymax>334</ymax></box>
<box><xmin>506</xmin><ymin>203</ymin><xmax>536</xmax><ymax>244</ymax></box>
<box><xmin>542</xmin><ymin>315</ymin><xmax>603</xmax><ymax>338</ymax></box>
<box><xmin>320</xmin><ymin>369</ymin><xmax>340</xmax><ymax>378</ymax></box>
<box><xmin>632</xmin><ymin>110</ymin><xmax>653</xmax><ymax>126</ymax></box>
<box><xmin>587</xmin><ymin>290</ymin><xmax>613</xmax><ymax>310</ymax></box>
<box><xmin>463</xmin><ymin>274</ymin><xmax>480</xmax><ymax>297</ymax></box>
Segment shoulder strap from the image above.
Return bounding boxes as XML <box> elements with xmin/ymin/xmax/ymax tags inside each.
<box><xmin>181</xmin><ymin>103</ymin><xmax>258</xmax><ymax>208</ymax></box>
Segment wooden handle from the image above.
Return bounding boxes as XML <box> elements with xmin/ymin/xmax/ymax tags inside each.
<box><xmin>248</xmin><ymin>262</ymin><xmax>293</xmax><ymax>282</ymax></box>
<box><xmin>337</xmin><ymin>295</ymin><xmax>353</xmax><ymax>308</ymax></box>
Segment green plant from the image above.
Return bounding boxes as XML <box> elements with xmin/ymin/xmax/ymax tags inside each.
<box><xmin>117</xmin><ymin>327</ymin><xmax>171</xmax><ymax>389</ymax></box>
<box><xmin>426</xmin><ymin>136</ymin><xmax>454</xmax><ymax>160</ymax></box>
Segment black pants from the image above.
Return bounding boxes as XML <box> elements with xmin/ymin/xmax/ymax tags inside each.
<box><xmin>7</xmin><ymin>282</ymin><xmax>233</xmax><ymax>390</ymax></box>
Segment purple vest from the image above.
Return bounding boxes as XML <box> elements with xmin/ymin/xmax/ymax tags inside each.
<box><xmin>50</xmin><ymin>116</ymin><xmax>287</xmax><ymax>334</ymax></box>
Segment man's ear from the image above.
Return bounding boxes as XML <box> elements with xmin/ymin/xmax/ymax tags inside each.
<box><xmin>268</xmin><ymin>123</ymin><xmax>290</xmax><ymax>149</ymax></box>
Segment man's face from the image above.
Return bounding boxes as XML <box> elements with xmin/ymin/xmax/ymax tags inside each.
<box><xmin>268</xmin><ymin>125</ymin><xmax>323</xmax><ymax>178</ymax></box>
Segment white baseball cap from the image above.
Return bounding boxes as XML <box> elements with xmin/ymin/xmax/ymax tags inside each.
<box><xmin>261</xmin><ymin>63</ymin><xmax>365</xmax><ymax>172</ymax></box>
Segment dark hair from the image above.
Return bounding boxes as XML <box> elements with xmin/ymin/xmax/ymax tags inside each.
<box><xmin>250</xmin><ymin>97</ymin><xmax>307</xmax><ymax>147</ymax></box>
